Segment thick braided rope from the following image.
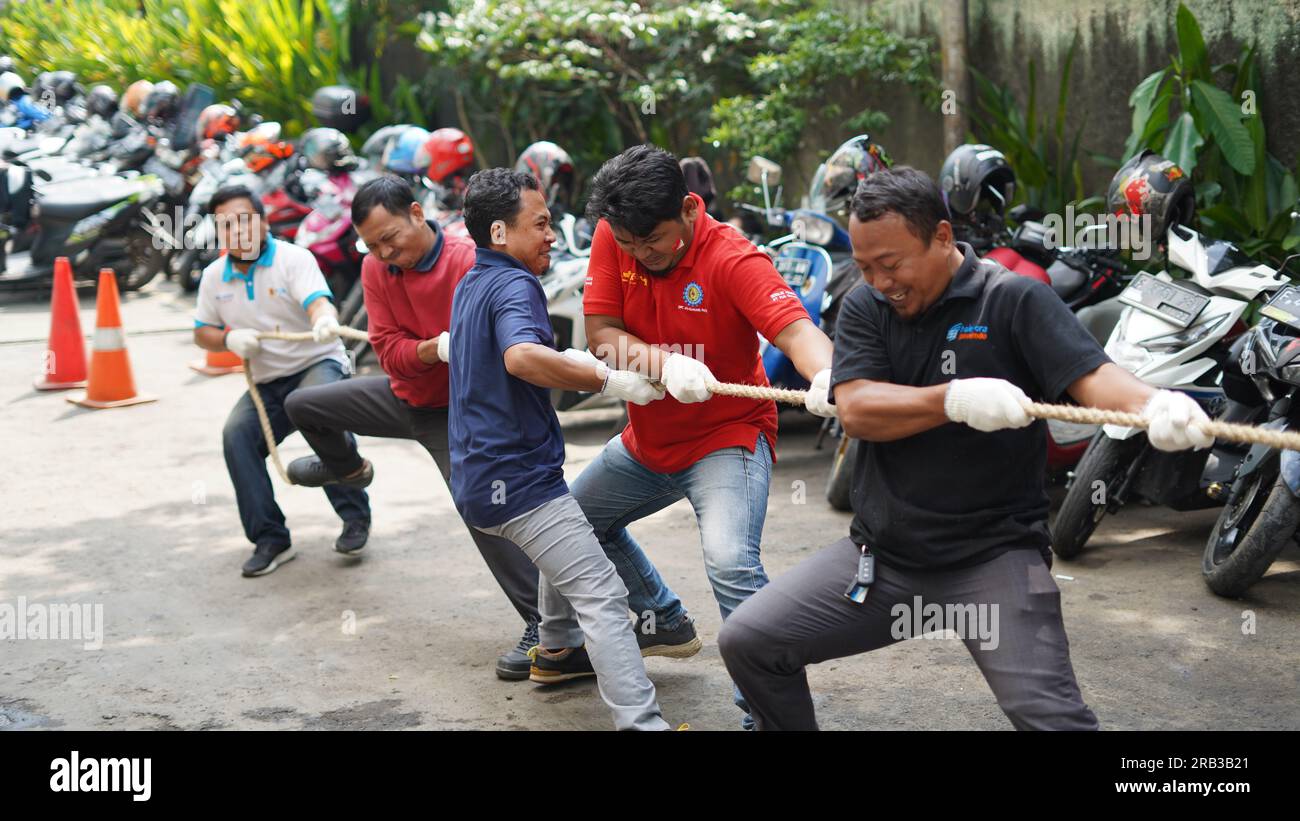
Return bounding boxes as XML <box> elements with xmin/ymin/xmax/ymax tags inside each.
<box><xmin>242</xmin><ymin>327</ymin><xmax>372</xmax><ymax>485</ymax></box>
<box><xmin>241</xmin><ymin>328</ymin><xmax>1300</xmax><ymax>477</ymax></box>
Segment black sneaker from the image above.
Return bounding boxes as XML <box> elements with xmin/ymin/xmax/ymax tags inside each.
<box><xmin>288</xmin><ymin>456</ymin><xmax>374</xmax><ymax>489</ymax></box>
<box><xmin>242</xmin><ymin>543</ymin><xmax>295</xmax><ymax>577</ymax></box>
<box><xmin>528</xmin><ymin>645</ymin><xmax>596</xmax><ymax>685</ymax></box>
<box><xmin>335</xmin><ymin>519</ymin><xmax>370</xmax><ymax>555</ymax></box>
<box><xmin>496</xmin><ymin>619</ymin><xmax>540</xmax><ymax>681</ymax></box>
<box><xmin>636</xmin><ymin>616</ymin><xmax>703</xmax><ymax>658</ymax></box>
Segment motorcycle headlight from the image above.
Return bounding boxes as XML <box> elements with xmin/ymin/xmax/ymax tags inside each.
<box><xmin>790</xmin><ymin>215</ymin><xmax>834</xmax><ymax>247</ymax></box>
<box><xmin>1137</xmin><ymin>313</ymin><xmax>1230</xmax><ymax>353</ymax></box>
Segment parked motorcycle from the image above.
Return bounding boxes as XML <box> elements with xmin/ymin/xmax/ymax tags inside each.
<box><xmin>1052</xmin><ymin>224</ymin><xmax>1288</xmax><ymax>558</ymax></box>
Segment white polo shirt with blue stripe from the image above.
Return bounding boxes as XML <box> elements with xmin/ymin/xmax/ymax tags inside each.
<box><xmin>193</xmin><ymin>236</ymin><xmax>347</xmax><ymax>383</ymax></box>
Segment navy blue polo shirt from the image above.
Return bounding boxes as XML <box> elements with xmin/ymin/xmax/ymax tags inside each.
<box><xmin>830</xmin><ymin>242</ymin><xmax>1110</xmax><ymax>570</ymax></box>
<box><xmin>448</xmin><ymin>247</ymin><xmax>567</xmax><ymax>528</ymax></box>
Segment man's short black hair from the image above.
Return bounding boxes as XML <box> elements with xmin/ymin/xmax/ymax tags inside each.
<box><xmin>850</xmin><ymin>166</ymin><xmax>949</xmax><ymax>246</ymax></box>
<box><xmin>585</xmin><ymin>144</ymin><xmax>688</xmax><ymax>237</ymax></box>
<box><xmin>352</xmin><ymin>175</ymin><xmax>417</xmax><ymax>224</ymax></box>
<box><xmin>463</xmin><ymin>168</ymin><xmax>540</xmax><ymax>248</ymax></box>
<box><xmin>208</xmin><ymin>184</ymin><xmax>264</xmax><ymax>217</ymax></box>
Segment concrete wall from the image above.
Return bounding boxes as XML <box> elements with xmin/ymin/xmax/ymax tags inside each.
<box><xmin>851</xmin><ymin>0</ymin><xmax>1300</xmax><ymax>193</ymax></box>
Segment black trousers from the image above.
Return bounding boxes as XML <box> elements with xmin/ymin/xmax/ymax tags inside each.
<box><xmin>718</xmin><ymin>538</ymin><xmax>1100</xmax><ymax>731</ymax></box>
<box><xmin>285</xmin><ymin>375</ymin><xmax>540</xmax><ymax>626</ymax></box>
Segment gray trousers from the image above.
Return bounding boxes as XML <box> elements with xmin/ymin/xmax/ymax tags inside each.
<box><xmin>718</xmin><ymin>538</ymin><xmax>1100</xmax><ymax>731</ymax></box>
<box><xmin>284</xmin><ymin>375</ymin><xmax>539</xmax><ymax>626</ymax></box>
<box><xmin>480</xmin><ymin>494</ymin><xmax>668</xmax><ymax>731</ymax></box>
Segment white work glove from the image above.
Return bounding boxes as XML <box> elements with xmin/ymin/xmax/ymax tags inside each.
<box><xmin>1143</xmin><ymin>389</ymin><xmax>1214</xmax><ymax>451</ymax></box>
<box><xmin>311</xmin><ymin>313</ymin><xmax>341</xmax><ymax>343</ymax></box>
<box><xmin>436</xmin><ymin>331</ymin><xmax>450</xmax><ymax>363</ymax></box>
<box><xmin>562</xmin><ymin>348</ymin><xmax>664</xmax><ymax>406</ymax></box>
<box><xmin>660</xmin><ymin>353</ymin><xmax>714</xmax><ymax>403</ymax></box>
<box><xmin>944</xmin><ymin>377</ymin><xmax>1032</xmax><ymax>432</ymax></box>
<box><xmin>805</xmin><ymin>368</ymin><xmax>836</xmax><ymax>418</ymax></box>
<box><xmin>225</xmin><ymin>328</ymin><xmax>261</xmax><ymax>359</ymax></box>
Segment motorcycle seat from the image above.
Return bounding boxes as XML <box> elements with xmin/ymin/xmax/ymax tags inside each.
<box><xmin>1047</xmin><ymin>259</ymin><xmax>1088</xmax><ymax>299</ymax></box>
<box><xmin>38</xmin><ymin>176</ymin><xmax>150</xmax><ymax>221</ymax></box>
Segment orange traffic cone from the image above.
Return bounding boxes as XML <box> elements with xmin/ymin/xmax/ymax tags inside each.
<box><xmin>189</xmin><ymin>326</ymin><xmax>244</xmax><ymax>376</ymax></box>
<box><xmin>67</xmin><ymin>269</ymin><xmax>157</xmax><ymax>409</ymax></box>
<box><xmin>33</xmin><ymin>257</ymin><xmax>88</xmax><ymax>390</ymax></box>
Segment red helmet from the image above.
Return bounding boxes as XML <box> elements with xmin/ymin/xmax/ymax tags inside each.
<box><xmin>418</xmin><ymin>127</ymin><xmax>475</xmax><ymax>184</ymax></box>
<box><xmin>1106</xmin><ymin>150</ymin><xmax>1195</xmax><ymax>241</ymax></box>
<box><xmin>197</xmin><ymin>103</ymin><xmax>241</xmax><ymax>141</ymax></box>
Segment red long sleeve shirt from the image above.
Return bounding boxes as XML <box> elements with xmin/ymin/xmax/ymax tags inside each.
<box><xmin>362</xmin><ymin>227</ymin><xmax>477</xmax><ymax>408</ymax></box>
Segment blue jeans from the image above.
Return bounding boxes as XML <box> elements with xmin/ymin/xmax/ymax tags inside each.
<box><xmin>222</xmin><ymin>357</ymin><xmax>370</xmax><ymax>548</ymax></box>
<box><xmin>570</xmin><ymin>432</ymin><xmax>773</xmax><ymax>727</ymax></box>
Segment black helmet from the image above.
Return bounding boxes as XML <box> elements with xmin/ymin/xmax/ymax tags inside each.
<box><xmin>143</xmin><ymin>80</ymin><xmax>180</xmax><ymax>123</ymax></box>
<box><xmin>311</xmin><ymin>84</ymin><xmax>370</xmax><ymax>133</ymax></box>
<box><xmin>810</xmin><ymin>135</ymin><xmax>892</xmax><ymax>216</ymax></box>
<box><xmin>1106</xmin><ymin>150</ymin><xmax>1196</xmax><ymax>241</ymax></box>
<box><xmin>298</xmin><ymin>127</ymin><xmax>356</xmax><ymax>171</ymax></box>
<box><xmin>514</xmin><ymin>141</ymin><xmax>575</xmax><ymax>211</ymax></box>
<box><xmin>40</xmin><ymin>70</ymin><xmax>82</xmax><ymax>105</ymax></box>
<box><xmin>939</xmin><ymin>143</ymin><xmax>1016</xmax><ymax>216</ymax></box>
<box><xmin>86</xmin><ymin>85</ymin><xmax>119</xmax><ymax>120</ymax></box>
<box><xmin>680</xmin><ymin>156</ymin><xmax>717</xmax><ymax>209</ymax></box>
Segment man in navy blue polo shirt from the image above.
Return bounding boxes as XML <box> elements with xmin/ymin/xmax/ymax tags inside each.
<box><xmin>719</xmin><ymin>167</ymin><xmax>1211</xmax><ymax>730</ymax></box>
<box><xmin>448</xmin><ymin>167</ymin><xmax>673</xmax><ymax>730</ymax></box>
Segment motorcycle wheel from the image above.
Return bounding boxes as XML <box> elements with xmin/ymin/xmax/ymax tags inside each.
<box><xmin>826</xmin><ymin>434</ymin><xmax>859</xmax><ymax>512</ymax></box>
<box><xmin>1050</xmin><ymin>434</ymin><xmax>1143</xmax><ymax>559</ymax></box>
<box><xmin>115</xmin><ymin>229</ymin><xmax>165</xmax><ymax>292</ymax></box>
<box><xmin>171</xmin><ymin>248</ymin><xmax>203</xmax><ymax>293</ymax></box>
<box><xmin>1202</xmin><ymin>454</ymin><xmax>1296</xmax><ymax>598</ymax></box>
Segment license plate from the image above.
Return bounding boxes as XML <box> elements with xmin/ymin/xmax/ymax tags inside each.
<box><xmin>1261</xmin><ymin>285</ymin><xmax>1300</xmax><ymax>329</ymax></box>
<box><xmin>775</xmin><ymin>255</ymin><xmax>810</xmax><ymax>288</ymax></box>
<box><xmin>1118</xmin><ymin>272</ymin><xmax>1209</xmax><ymax>329</ymax></box>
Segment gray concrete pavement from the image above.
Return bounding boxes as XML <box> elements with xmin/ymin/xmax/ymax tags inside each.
<box><xmin>2</xmin><ymin>279</ymin><xmax>1299</xmax><ymax>730</ymax></box>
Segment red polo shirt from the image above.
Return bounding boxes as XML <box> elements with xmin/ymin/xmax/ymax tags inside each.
<box><xmin>362</xmin><ymin>228</ymin><xmax>476</xmax><ymax>408</ymax></box>
<box><xmin>584</xmin><ymin>193</ymin><xmax>810</xmax><ymax>472</ymax></box>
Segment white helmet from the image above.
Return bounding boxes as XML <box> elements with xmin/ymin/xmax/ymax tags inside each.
<box><xmin>0</xmin><ymin>71</ymin><xmax>27</xmax><ymax>103</ymax></box>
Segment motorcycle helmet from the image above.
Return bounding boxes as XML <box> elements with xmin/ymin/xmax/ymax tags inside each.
<box><xmin>514</xmin><ymin>140</ymin><xmax>574</xmax><ymax>212</ymax></box>
<box><xmin>939</xmin><ymin>143</ymin><xmax>1016</xmax><ymax>216</ymax></box>
<box><xmin>418</xmin><ymin>127</ymin><xmax>475</xmax><ymax>184</ymax></box>
<box><xmin>34</xmin><ymin>70</ymin><xmax>82</xmax><ymax>106</ymax></box>
<box><xmin>237</xmin><ymin>121</ymin><xmax>295</xmax><ymax>172</ymax></box>
<box><xmin>810</xmin><ymin>134</ymin><xmax>892</xmax><ymax>216</ymax></box>
<box><xmin>0</xmin><ymin>56</ymin><xmax>14</xmax><ymax>74</ymax></box>
<box><xmin>143</xmin><ymin>80</ymin><xmax>180</xmax><ymax>124</ymax></box>
<box><xmin>383</xmin><ymin>126</ymin><xmax>430</xmax><ymax>175</ymax></box>
<box><xmin>311</xmin><ymin>84</ymin><xmax>370</xmax><ymax>133</ymax></box>
<box><xmin>298</xmin><ymin>127</ymin><xmax>356</xmax><ymax>171</ymax></box>
<box><xmin>86</xmin><ymin>84</ymin><xmax>119</xmax><ymax>120</ymax></box>
<box><xmin>1106</xmin><ymin>150</ymin><xmax>1196</xmax><ymax>241</ymax></box>
<box><xmin>0</xmin><ymin>71</ymin><xmax>26</xmax><ymax>103</ymax></box>
<box><xmin>361</xmin><ymin>123</ymin><xmax>415</xmax><ymax>166</ymax></box>
<box><xmin>196</xmin><ymin>103</ymin><xmax>240</xmax><ymax>140</ymax></box>
<box><xmin>122</xmin><ymin>80</ymin><xmax>154</xmax><ymax>118</ymax></box>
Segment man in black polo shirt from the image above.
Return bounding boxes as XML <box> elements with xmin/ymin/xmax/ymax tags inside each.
<box><xmin>719</xmin><ymin>167</ymin><xmax>1211</xmax><ymax>730</ymax></box>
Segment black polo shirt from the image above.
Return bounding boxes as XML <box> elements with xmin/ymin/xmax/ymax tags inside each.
<box><xmin>830</xmin><ymin>242</ymin><xmax>1110</xmax><ymax>571</ymax></box>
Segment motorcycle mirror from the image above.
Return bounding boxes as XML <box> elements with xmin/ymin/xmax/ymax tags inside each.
<box><xmin>747</xmin><ymin>156</ymin><xmax>782</xmax><ymax>186</ymax></box>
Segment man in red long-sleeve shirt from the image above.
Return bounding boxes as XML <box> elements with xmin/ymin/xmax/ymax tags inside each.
<box><xmin>284</xmin><ymin>176</ymin><xmax>541</xmax><ymax>680</ymax></box>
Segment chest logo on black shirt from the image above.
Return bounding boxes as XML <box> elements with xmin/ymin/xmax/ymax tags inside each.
<box><xmin>946</xmin><ymin>322</ymin><xmax>988</xmax><ymax>342</ymax></box>
<box><xmin>681</xmin><ymin>280</ymin><xmax>707</xmax><ymax>313</ymax></box>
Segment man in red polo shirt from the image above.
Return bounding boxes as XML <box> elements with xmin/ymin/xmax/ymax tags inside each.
<box><xmin>284</xmin><ymin>176</ymin><xmax>541</xmax><ymax>681</ymax></box>
<box><xmin>569</xmin><ymin>144</ymin><xmax>836</xmax><ymax>727</ymax></box>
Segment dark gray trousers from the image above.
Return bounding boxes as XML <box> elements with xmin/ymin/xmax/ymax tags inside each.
<box><xmin>285</xmin><ymin>375</ymin><xmax>540</xmax><ymax>625</ymax></box>
<box><xmin>718</xmin><ymin>538</ymin><xmax>1100</xmax><ymax>731</ymax></box>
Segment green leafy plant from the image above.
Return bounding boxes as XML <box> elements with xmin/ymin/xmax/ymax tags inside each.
<box><xmin>1</xmin><ymin>0</ymin><xmax>350</xmax><ymax>134</ymax></box>
<box><xmin>969</xmin><ymin>36</ymin><xmax>1100</xmax><ymax>216</ymax></box>
<box><xmin>705</xmin><ymin>5</ymin><xmax>937</xmax><ymax>166</ymax></box>
<box><xmin>1124</xmin><ymin>2</ymin><xmax>1299</xmax><ymax>261</ymax></box>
